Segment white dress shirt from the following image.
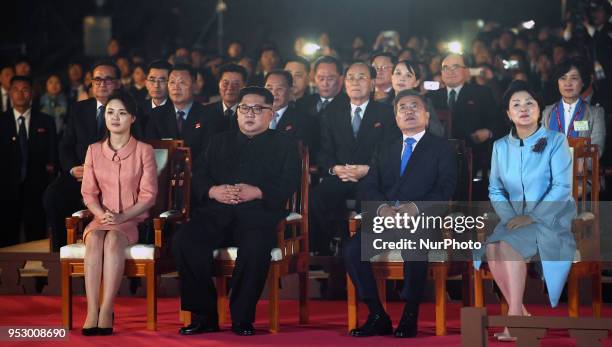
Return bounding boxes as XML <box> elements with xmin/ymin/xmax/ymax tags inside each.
<box><xmin>401</xmin><ymin>130</ymin><xmax>426</xmax><ymax>156</ymax></box>
<box><xmin>562</xmin><ymin>99</ymin><xmax>579</xmax><ymax>134</ymax></box>
<box><xmin>350</xmin><ymin>100</ymin><xmax>369</xmax><ymax>122</ymax></box>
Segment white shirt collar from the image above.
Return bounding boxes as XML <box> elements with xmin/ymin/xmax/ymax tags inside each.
<box><xmin>350</xmin><ymin>100</ymin><xmax>370</xmax><ymax>118</ymax></box>
<box><xmin>96</xmin><ymin>100</ymin><xmax>105</xmax><ymax>110</ymax></box>
<box><xmin>275</xmin><ymin>105</ymin><xmax>288</xmax><ymax>119</ymax></box>
<box><xmin>1</xmin><ymin>87</ymin><xmax>7</xmax><ymax>95</ymax></box>
<box><xmin>222</xmin><ymin>102</ymin><xmax>237</xmax><ymax>113</ymax></box>
<box><xmin>13</xmin><ymin>108</ymin><xmax>32</xmax><ymax>135</ymax></box>
<box><xmin>402</xmin><ymin>130</ymin><xmax>426</xmax><ymax>147</ymax></box>
<box><xmin>562</xmin><ymin>99</ymin><xmax>579</xmax><ymax>112</ymax></box>
<box><xmin>320</xmin><ymin>96</ymin><xmax>334</xmax><ymax>103</ymax></box>
<box><xmin>447</xmin><ymin>84</ymin><xmax>464</xmax><ymax>98</ymax></box>
<box><xmin>152</xmin><ymin>98</ymin><xmax>167</xmax><ymax>109</ymax></box>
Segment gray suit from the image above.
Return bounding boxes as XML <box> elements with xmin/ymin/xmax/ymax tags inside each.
<box><xmin>542</xmin><ymin>102</ymin><xmax>606</xmax><ymax>158</ymax></box>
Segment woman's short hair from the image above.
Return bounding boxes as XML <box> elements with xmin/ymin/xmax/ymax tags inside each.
<box><xmin>393</xmin><ymin>60</ymin><xmax>422</xmax><ymax>83</ymax></box>
<box><xmin>552</xmin><ymin>56</ymin><xmax>592</xmax><ymax>93</ymax></box>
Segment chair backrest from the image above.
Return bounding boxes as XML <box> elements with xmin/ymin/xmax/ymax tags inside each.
<box><xmin>448</xmin><ymin>138</ymin><xmax>473</xmax><ymax>202</ymax></box>
<box><xmin>570</xmin><ymin>142</ymin><xmax>599</xmax><ymax>208</ymax></box>
<box><xmin>280</xmin><ymin>142</ymin><xmax>310</xmax><ymax>256</ymax></box>
<box><xmin>169</xmin><ymin>147</ymin><xmax>192</xmax><ymax>219</ymax></box>
<box><xmin>435</xmin><ymin>109</ymin><xmax>452</xmax><ymax>138</ymax></box>
<box><xmin>144</xmin><ymin>139</ymin><xmax>185</xmax><ymax>219</ymax></box>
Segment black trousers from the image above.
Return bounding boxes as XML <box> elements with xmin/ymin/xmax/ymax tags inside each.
<box><xmin>43</xmin><ymin>173</ymin><xmax>84</xmax><ymax>252</ymax></box>
<box><xmin>343</xmin><ymin>232</ymin><xmax>428</xmax><ymax>307</ymax></box>
<box><xmin>172</xmin><ymin>210</ymin><xmax>277</xmax><ymax>324</ymax></box>
<box><xmin>309</xmin><ymin>177</ymin><xmax>357</xmax><ymax>254</ymax></box>
<box><xmin>1</xmin><ymin>181</ymin><xmax>47</xmax><ymax>247</ymax></box>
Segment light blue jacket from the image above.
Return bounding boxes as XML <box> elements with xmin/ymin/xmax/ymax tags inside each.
<box><xmin>474</xmin><ymin>126</ymin><xmax>577</xmax><ymax>307</ymax></box>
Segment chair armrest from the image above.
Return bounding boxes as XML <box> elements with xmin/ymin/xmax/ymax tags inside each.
<box><xmin>65</xmin><ymin>209</ymin><xmax>93</xmax><ymax>244</ymax></box>
<box><xmin>152</xmin><ymin>210</ymin><xmax>186</xmax><ymax>248</ymax></box>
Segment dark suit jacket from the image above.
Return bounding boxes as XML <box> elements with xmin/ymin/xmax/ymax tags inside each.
<box><xmin>202</xmin><ymin>101</ymin><xmax>237</xmax><ymax>132</ymax></box>
<box><xmin>295</xmin><ymin>92</ymin><xmax>349</xmax><ymax>119</ymax></box>
<box><xmin>192</xmin><ymin>130</ymin><xmax>300</xmax><ymax>229</ymax></box>
<box><xmin>59</xmin><ymin>98</ymin><xmax>106</xmax><ymax>173</ymax></box>
<box><xmin>275</xmin><ymin>105</ymin><xmax>318</xmax><ymax>161</ymax></box>
<box><xmin>0</xmin><ymin>109</ymin><xmax>58</xmax><ymax>198</ymax></box>
<box><xmin>145</xmin><ymin>101</ymin><xmax>224</xmax><ymax>161</ymax></box>
<box><xmin>138</xmin><ymin>98</ymin><xmax>173</xmax><ymax>131</ymax></box>
<box><xmin>429</xmin><ymin>83</ymin><xmax>505</xmax><ymax>147</ymax></box>
<box><xmin>358</xmin><ymin>132</ymin><xmax>457</xmax><ymax>211</ymax></box>
<box><xmin>318</xmin><ymin>99</ymin><xmax>400</xmax><ymax>176</ymax></box>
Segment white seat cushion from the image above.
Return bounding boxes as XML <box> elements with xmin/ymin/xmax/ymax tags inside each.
<box><xmin>213</xmin><ymin>247</ymin><xmax>283</xmax><ymax>261</ymax></box>
<box><xmin>286</xmin><ymin>212</ymin><xmax>302</xmax><ymax>222</ymax></box>
<box><xmin>60</xmin><ymin>243</ymin><xmax>156</xmax><ymax>260</ymax></box>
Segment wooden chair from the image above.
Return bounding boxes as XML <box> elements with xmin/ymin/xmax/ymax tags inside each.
<box><xmin>474</xmin><ymin>139</ymin><xmax>602</xmax><ymax>318</ymax></box>
<box><xmin>60</xmin><ymin>140</ymin><xmax>192</xmax><ymax>331</ymax></box>
<box><xmin>182</xmin><ymin>144</ymin><xmax>310</xmax><ymax>333</ymax></box>
<box><xmin>436</xmin><ymin>109</ymin><xmax>452</xmax><ymax>138</ymax></box>
<box><xmin>346</xmin><ymin>139</ymin><xmax>473</xmax><ymax>336</ymax></box>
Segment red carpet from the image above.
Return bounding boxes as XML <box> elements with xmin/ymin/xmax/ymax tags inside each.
<box><xmin>0</xmin><ymin>295</ymin><xmax>611</xmax><ymax>346</ymax></box>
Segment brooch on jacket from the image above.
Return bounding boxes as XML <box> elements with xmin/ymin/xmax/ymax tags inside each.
<box><xmin>532</xmin><ymin>138</ymin><xmax>547</xmax><ymax>153</ymax></box>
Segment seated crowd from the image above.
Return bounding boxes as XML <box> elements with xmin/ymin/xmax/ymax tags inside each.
<box><xmin>1</xmin><ymin>4</ymin><xmax>611</xmax><ymax>338</ymax></box>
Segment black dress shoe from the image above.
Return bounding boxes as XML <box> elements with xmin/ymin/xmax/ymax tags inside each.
<box><xmin>231</xmin><ymin>322</ymin><xmax>255</xmax><ymax>336</ymax></box>
<box><xmin>179</xmin><ymin>319</ymin><xmax>220</xmax><ymax>335</ymax></box>
<box><xmin>81</xmin><ymin>327</ymin><xmax>98</xmax><ymax>336</ymax></box>
<box><xmin>97</xmin><ymin>327</ymin><xmax>113</xmax><ymax>336</ymax></box>
<box><xmin>350</xmin><ymin>313</ymin><xmax>393</xmax><ymax>337</ymax></box>
<box><xmin>394</xmin><ymin>304</ymin><xmax>419</xmax><ymax>338</ymax></box>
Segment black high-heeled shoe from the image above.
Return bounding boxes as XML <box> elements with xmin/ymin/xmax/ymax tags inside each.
<box><xmin>97</xmin><ymin>312</ymin><xmax>114</xmax><ymax>336</ymax></box>
<box><xmin>81</xmin><ymin>327</ymin><xmax>99</xmax><ymax>336</ymax></box>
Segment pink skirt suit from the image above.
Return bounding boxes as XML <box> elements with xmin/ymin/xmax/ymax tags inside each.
<box><xmin>81</xmin><ymin>137</ymin><xmax>158</xmax><ymax>245</ymax></box>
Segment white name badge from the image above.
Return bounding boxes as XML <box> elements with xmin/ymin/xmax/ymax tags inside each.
<box><xmin>573</xmin><ymin>120</ymin><xmax>589</xmax><ymax>132</ymax></box>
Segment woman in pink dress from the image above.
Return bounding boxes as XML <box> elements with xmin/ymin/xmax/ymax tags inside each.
<box><xmin>80</xmin><ymin>91</ymin><xmax>157</xmax><ymax>335</ymax></box>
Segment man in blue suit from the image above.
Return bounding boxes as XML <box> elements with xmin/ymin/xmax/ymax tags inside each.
<box><xmin>343</xmin><ymin>89</ymin><xmax>456</xmax><ymax>338</ymax></box>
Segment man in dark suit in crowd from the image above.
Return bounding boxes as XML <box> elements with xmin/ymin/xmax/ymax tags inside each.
<box><xmin>0</xmin><ymin>76</ymin><xmax>57</xmax><ymax>247</ymax></box>
<box><xmin>251</xmin><ymin>44</ymin><xmax>281</xmax><ymax>86</ymax></box>
<box><xmin>201</xmin><ymin>63</ymin><xmax>247</xmax><ymax>132</ymax></box>
<box><xmin>296</xmin><ymin>56</ymin><xmax>347</xmax><ymax>119</ymax></box>
<box><xmin>428</xmin><ymin>54</ymin><xmax>503</xmax><ymax>197</ymax></box>
<box><xmin>284</xmin><ymin>56</ymin><xmax>311</xmax><ymax>102</ymax></box>
<box><xmin>344</xmin><ymin>90</ymin><xmax>456</xmax><ymax>338</ymax></box>
<box><xmin>173</xmin><ymin>87</ymin><xmax>299</xmax><ymax>336</ymax></box>
<box><xmin>310</xmin><ymin>62</ymin><xmax>399</xmax><ymax>255</ymax></box>
<box><xmin>43</xmin><ymin>60</ymin><xmax>121</xmax><ymax>252</ymax></box>
<box><xmin>139</xmin><ymin>59</ymin><xmax>173</xmax><ymax>129</ymax></box>
<box><xmin>145</xmin><ymin>64</ymin><xmax>224</xmax><ymax>161</ymax></box>
<box><xmin>264</xmin><ymin>69</ymin><xmax>316</xmax><ymax>152</ymax></box>
<box><xmin>0</xmin><ymin>65</ymin><xmax>14</xmax><ymax>113</ymax></box>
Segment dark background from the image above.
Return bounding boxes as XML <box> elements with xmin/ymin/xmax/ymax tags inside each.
<box><xmin>0</xmin><ymin>0</ymin><xmax>563</xmax><ymax>70</ymax></box>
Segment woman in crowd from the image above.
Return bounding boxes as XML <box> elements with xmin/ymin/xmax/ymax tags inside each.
<box><xmin>39</xmin><ymin>73</ymin><xmax>68</xmax><ymax>137</ymax></box>
<box><xmin>542</xmin><ymin>57</ymin><xmax>606</xmax><ymax>157</ymax></box>
<box><xmin>80</xmin><ymin>91</ymin><xmax>157</xmax><ymax>336</ymax></box>
<box><xmin>391</xmin><ymin>60</ymin><xmax>445</xmax><ymax>137</ymax></box>
<box><xmin>129</xmin><ymin>63</ymin><xmax>148</xmax><ymax>106</ymax></box>
<box><xmin>474</xmin><ymin>80</ymin><xmax>576</xmax><ymax>341</ymax></box>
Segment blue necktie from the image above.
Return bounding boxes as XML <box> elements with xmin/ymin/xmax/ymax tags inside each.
<box><xmin>352</xmin><ymin>107</ymin><xmax>362</xmax><ymax>138</ymax></box>
<box><xmin>400</xmin><ymin>137</ymin><xmax>416</xmax><ymax>176</ymax></box>
<box><xmin>269</xmin><ymin>112</ymin><xmax>280</xmax><ymax>129</ymax></box>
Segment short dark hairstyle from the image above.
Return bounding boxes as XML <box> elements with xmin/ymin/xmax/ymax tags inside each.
<box><xmin>553</xmin><ymin>57</ymin><xmax>592</xmax><ymax>93</ymax></box>
<box><xmin>263</xmin><ymin>69</ymin><xmax>293</xmax><ymax>87</ymax></box>
<box><xmin>370</xmin><ymin>51</ymin><xmax>398</xmax><ymax>65</ymax></box>
<box><xmin>394</xmin><ymin>60</ymin><xmax>422</xmax><ymax>82</ymax></box>
<box><xmin>345</xmin><ymin>61</ymin><xmax>377</xmax><ymax>79</ymax></box>
<box><xmin>502</xmin><ymin>80</ymin><xmax>543</xmax><ymax>112</ymax></box>
<box><xmin>313</xmin><ymin>56</ymin><xmax>343</xmax><ymax>75</ymax></box>
<box><xmin>14</xmin><ymin>55</ymin><xmax>32</xmax><ymax>66</ymax></box>
<box><xmin>218</xmin><ymin>63</ymin><xmax>248</xmax><ymax>83</ymax></box>
<box><xmin>10</xmin><ymin>75</ymin><xmax>33</xmax><ymax>87</ymax></box>
<box><xmin>91</xmin><ymin>60</ymin><xmax>121</xmax><ymax>79</ymax></box>
<box><xmin>259</xmin><ymin>43</ymin><xmax>279</xmax><ymax>57</ymax></box>
<box><xmin>146</xmin><ymin>59</ymin><xmax>172</xmax><ymax>75</ymax></box>
<box><xmin>238</xmin><ymin>86</ymin><xmax>274</xmax><ymax>105</ymax></box>
<box><xmin>169</xmin><ymin>63</ymin><xmax>197</xmax><ymax>80</ymax></box>
<box><xmin>393</xmin><ymin>89</ymin><xmax>426</xmax><ymax>113</ymax></box>
<box><xmin>285</xmin><ymin>56</ymin><xmax>310</xmax><ymax>73</ymax></box>
<box><xmin>107</xmin><ymin>90</ymin><xmax>138</xmax><ymax>116</ymax></box>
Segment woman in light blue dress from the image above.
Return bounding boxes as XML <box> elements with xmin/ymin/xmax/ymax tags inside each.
<box><xmin>474</xmin><ymin>80</ymin><xmax>576</xmax><ymax>340</ymax></box>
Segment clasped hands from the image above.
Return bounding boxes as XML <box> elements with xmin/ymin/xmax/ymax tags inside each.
<box><xmin>209</xmin><ymin>183</ymin><xmax>262</xmax><ymax>205</ymax></box>
<box><xmin>506</xmin><ymin>215</ymin><xmax>534</xmax><ymax>230</ymax></box>
<box><xmin>378</xmin><ymin>202</ymin><xmax>418</xmax><ymax>218</ymax></box>
<box><xmin>333</xmin><ymin>164</ymin><xmax>369</xmax><ymax>182</ymax></box>
<box><xmin>96</xmin><ymin>210</ymin><xmax>127</xmax><ymax>225</ymax></box>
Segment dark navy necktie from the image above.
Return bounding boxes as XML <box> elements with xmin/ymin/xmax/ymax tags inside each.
<box><xmin>18</xmin><ymin>116</ymin><xmax>28</xmax><ymax>182</ymax></box>
<box><xmin>96</xmin><ymin>105</ymin><xmax>105</xmax><ymax>132</ymax></box>
<box><xmin>177</xmin><ymin>110</ymin><xmax>185</xmax><ymax>135</ymax></box>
